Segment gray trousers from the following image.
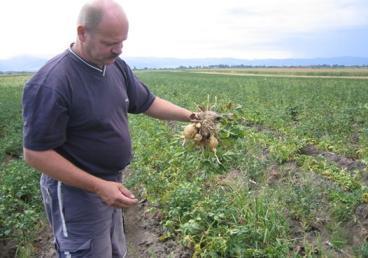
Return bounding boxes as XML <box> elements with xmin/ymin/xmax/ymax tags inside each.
<box><xmin>40</xmin><ymin>174</ymin><xmax>127</xmax><ymax>258</ymax></box>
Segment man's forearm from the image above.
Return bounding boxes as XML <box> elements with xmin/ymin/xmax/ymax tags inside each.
<box><xmin>144</xmin><ymin>97</ymin><xmax>192</xmax><ymax>122</ymax></box>
<box><xmin>23</xmin><ymin>148</ymin><xmax>103</xmax><ymax>193</ymax></box>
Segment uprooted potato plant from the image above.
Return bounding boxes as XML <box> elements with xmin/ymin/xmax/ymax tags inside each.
<box><xmin>182</xmin><ymin>106</ymin><xmax>222</xmax><ymax>163</ymax></box>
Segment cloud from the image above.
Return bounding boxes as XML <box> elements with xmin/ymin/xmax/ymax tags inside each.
<box><xmin>123</xmin><ymin>0</ymin><xmax>368</xmax><ymax>58</ymax></box>
<box><xmin>0</xmin><ymin>0</ymin><xmax>84</xmax><ymax>58</ymax></box>
<box><xmin>0</xmin><ymin>0</ymin><xmax>367</xmax><ymax>59</ymax></box>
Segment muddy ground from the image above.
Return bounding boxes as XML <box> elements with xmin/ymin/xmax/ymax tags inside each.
<box><xmin>124</xmin><ymin>200</ymin><xmax>192</xmax><ymax>258</ymax></box>
<box><xmin>2</xmin><ymin>141</ymin><xmax>367</xmax><ymax>257</ymax></box>
<box><xmin>32</xmin><ymin>198</ymin><xmax>191</xmax><ymax>258</ymax></box>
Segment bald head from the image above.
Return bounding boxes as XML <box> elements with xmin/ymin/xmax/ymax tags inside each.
<box><xmin>73</xmin><ymin>0</ymin><xmax>129</xmax><ymax>67</ymax></box>
<box><xmin>77</xmin><ymin>0</ymin><xmax>128</xmax><ymax>32</ymax></box>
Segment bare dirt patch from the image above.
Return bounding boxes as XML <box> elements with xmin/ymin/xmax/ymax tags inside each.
<box><xmin>300</xmin><ymin>144</ymin><xmax>366</xmax><ymax>172</ymax></box>
<box><xmin>0</xmin><ymin>239</ymin><xmax>16</xmax><ymax>258</ymax></box>
<box><xmin>34</xmin><ymin>193</ymin><xmax>192</xmax><ymax>258</ymax></box>
<box><xmin>125</xmin><ymin>200</ymin><xmax>192</xmax><ymax>258</ymax></box>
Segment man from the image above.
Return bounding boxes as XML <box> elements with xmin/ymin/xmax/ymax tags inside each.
<box><xmin>22</xmin><ymin>0</ymin><xmax>194</xmax><ymax>257</ymax></box>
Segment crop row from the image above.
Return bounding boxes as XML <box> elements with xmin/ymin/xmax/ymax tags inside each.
<box><xmin>128</xmin><ymin>71</ymin><xmax>368</xmax><ymax>256</ymax></box>
<box><xmin>1</xmin><ymin>71</ymin><xmax>368</xmax><ymax>256</ymax></box>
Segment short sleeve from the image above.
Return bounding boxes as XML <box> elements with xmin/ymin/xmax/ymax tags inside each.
<box><xmin>22</xmin><ymin>83</ymin><xmax>69</xmax><ymax>150</ymax></box>
<box><xmin>117</xmin><ymin>60</ymin><xmax>155</xmax><ymax>114</ymax></box>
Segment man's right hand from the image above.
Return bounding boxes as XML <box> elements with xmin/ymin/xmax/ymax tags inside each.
<box><xmin>23</xmin><ymin>148</ymin><xmax>139</xmax><ymax>208</ymax></box>
<box><xmin>96</xmin><ymin>180</ymin><xmax>138</xmax><ymax>208</ymax></box>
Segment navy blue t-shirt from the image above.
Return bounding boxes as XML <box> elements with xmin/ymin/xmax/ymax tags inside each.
<box><xmin>23</xmin><ymin>49</ymin><xmax>155</xmax><ymax>176</ymax></box>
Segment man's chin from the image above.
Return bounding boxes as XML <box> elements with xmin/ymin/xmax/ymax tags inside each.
<box><xmin>104</xmin><ymin>57</ymin><xmax>118</xmax><ymax>65</ymax></box>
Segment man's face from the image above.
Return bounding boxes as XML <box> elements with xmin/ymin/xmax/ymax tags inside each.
<box><xmin>82</xmin><ymin>18</ymin><xmax>128</xmax><ymax>66</ymax></box>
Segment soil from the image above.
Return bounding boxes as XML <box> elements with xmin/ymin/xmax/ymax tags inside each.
<box><xmin>3</xmin><ymin>158</ymin><xmax>368</xmax><ymax>258</ymax></box>
<box><xmin>0</xmin><ymin>164</ymin><xmax>191</xmax><ymax>258</ymax></box>
<box><xmin>31</xmin><ymin>198</ymin><xmax>192</xmax><ymax>258</ymax></box>
<box><xmin>3</xmin><ymin>141</ymin><xmax>367</xmax><ymax>257</ymax></box>
<box><xmin>124</xmin><ymin>200</ymin><xmax>192</xmax><ymax>258</ymax></box>
<box><xmin>300</xmin><ymin>144</ymin><xmax>366</xmax><ymax>172</ymax></box>
<box><xmin>0</xmin><ymin>239</ymin><xmax>16</xmax><ymax>258</ymax></box>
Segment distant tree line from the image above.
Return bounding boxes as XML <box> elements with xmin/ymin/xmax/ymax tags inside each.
<box><xmin>0</xmin><ymin>71</ymin><xmax>34</xmax><ymax>76</ymax></box>
<box><xmin>132</xmin><ymin>64</ymin><xmax>368</xmax><ymax>70</ymax></box>
<box><xmin>2</xmin><ymin>64</ymin><xmax>368</xmax><ymax>74</ymax></box>
<box><xmin>175</xmin><ymin>64</ymin><xmax>368</xmax><ymax>69</ymax></box>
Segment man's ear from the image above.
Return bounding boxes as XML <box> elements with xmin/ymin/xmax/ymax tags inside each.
<box><xmin>77</xmin><ymin>25</ymin><xmax>87</xmax><ymax>42</ymax></box>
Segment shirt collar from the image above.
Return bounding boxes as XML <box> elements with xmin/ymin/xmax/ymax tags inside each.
<box><xmin>68</xmin><ymin>44</ymin><xmax>107</xmax><ymax>76</ymax></box>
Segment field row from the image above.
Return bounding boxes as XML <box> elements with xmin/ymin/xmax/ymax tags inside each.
<box><xmin>127</xmin><ymin>70</ymin><xmax>368</xmax><ymax>256</ymax></box>
<box><xmin>186</xmin><ymin>67</ymin><xmax>368</xmax><ymax>77</ymax></box>
<box><xmin>1</xmin><ymin>70</ymin><xmax>368</xmax><ymax>256</ymax></box>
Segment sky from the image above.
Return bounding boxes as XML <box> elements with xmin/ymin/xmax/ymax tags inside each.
<box><xmin>0</xmin><ymin>0</ymin><xmax>368</xmax><ymax>60</ymax></box>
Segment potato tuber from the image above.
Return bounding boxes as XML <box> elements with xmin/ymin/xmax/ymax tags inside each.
<box><xmin>181</xmin><ymin>110</ymin><xmax>221</xmax><ymax>163</ymax></box>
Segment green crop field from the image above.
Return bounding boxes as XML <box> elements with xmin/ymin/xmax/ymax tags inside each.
<box><xmin>1</xmin><ymin>69</ymin><xmax>368</xmax><ymax>257</ymax></box>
